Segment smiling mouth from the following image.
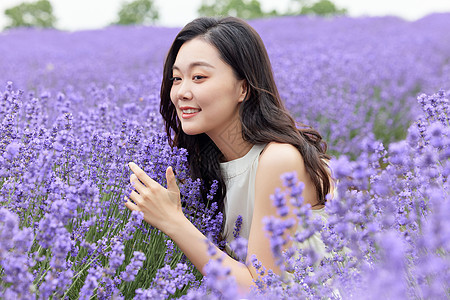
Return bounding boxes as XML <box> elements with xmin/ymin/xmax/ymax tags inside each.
<box><xmin>181</xmin><ymin>108</ymin><xmax>201</xmax><ymax>119</ymax></box>
<box><xmin>182</xmin><ymin>108</ymin><xmax>201</xmax><ymax>114</ymax></box>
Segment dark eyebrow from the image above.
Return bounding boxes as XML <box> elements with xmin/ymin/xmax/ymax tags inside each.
<box><xmin>172</xmin><ymin>61</ymin><xmax>215</xmax><ymax>71</ymax></box>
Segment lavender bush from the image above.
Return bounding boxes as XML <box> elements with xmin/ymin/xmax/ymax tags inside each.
<box><xmin>0</xmin><ymin>82</ymin><xmax>224</xmax><ymax>298</ymax></box>
<box><xmin>254</xmin><ymin>89</ymin><xmax>449</xmax><ymax>299</ymax></box>
<box><xmin>1</xmin><ymin>14</ymin><xmax>449</xmax><ymax>299</ymax></box>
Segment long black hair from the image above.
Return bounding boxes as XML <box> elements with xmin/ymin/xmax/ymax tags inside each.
<box><xmin>160</xmin><ymin>16</ymin><xmax>330</xmax><ymax>221</ymax></box>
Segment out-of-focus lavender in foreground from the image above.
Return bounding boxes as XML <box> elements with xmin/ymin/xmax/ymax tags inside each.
<box><xmin>0</xmin><ymin>14</ymin><xmax>449</xmax><ymax>299</ymax></box>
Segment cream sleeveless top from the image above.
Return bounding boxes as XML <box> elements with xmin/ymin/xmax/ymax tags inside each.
<box><xmin>220</xmin><ymin>143</ymin><xmax>267</xmax><ymax>244</ymax></box>
<box><xmin>219</xmin><ymin>143</ymin><xmax>330</xmax><ymax>263</ymax></box>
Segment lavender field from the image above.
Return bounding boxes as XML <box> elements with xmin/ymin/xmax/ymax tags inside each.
<box><xmin>0</xmin><ymin>14</ymin><xmax>449</xmax><ymax>299</ymax></box>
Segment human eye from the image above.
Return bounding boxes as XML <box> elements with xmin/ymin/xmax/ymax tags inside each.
<box><xmin>170</xmin><ymin>76</ymin><xmax>182</xmax><ymax>84</ymax></box>
<box><xmin>193</xmin><ymin>75</ymin><xmax>207</xmax><ymax>81</ymax></box>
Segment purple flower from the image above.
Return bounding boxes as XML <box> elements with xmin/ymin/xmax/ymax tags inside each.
<box><xmin>329</xmin><ymin>156</ymin><xmax>352</xmax><ymax>179</ymax></box>
<box><xmin>250</xmin><ymin>254</ymin><xmax>265</xmax><ymax>277</ymax></box>
<box><xmin>0</xmin><ymin>208</ymin><xmax>34</xmax><ymax>298</ymax></box>
<box><xmin>406</xmin><ymin>124</ymin><xmax>421</xmax><ymax>147</ymax></box>
<box><xmin>202</xmin><ymin>258</ymin><xmax>238</xmax><ymax>300</ymax></box>
<box><xmin>149</xmin><ymin>263</ymin><xmax>196</xmax><ymax>297</ymax></box>
<box><xmin>119</xmin><ymin>210</ymin><xmax>144</xmax><ymax>241</ymax></box>
<box><xmin>290</xmin><ymin>181</ymin><xmax>305</xmax><ymax>199</ymax></box>
<box><xmin>232</xmin><ymin>215</ymin><xmax>243</xmax><ymax>239</ymax></box>
<box><xmin>263</xmin><ymin>216</ymin><xmax>295</xmax><ymax>264</ymax></box>
<box><xmin>229</xmin><ymin>237</ymin><xmax>247</xmax><ymax>262</ymax></box>
<box><xmin>388</xmin><ymin>141</ymin><xmax>410</xmax><ymax>166</ymax></box>
<box><xmin>427</xmin><ymin>121</ymin><xmax>446</xmax><ymax>148</ymax></box>
<box><xmin>120</xmin><ymin>251</ymin><xmax>146</xmax><ymax>282</ymax></box>
<box><xmin>270</xmin><ymin>188</ymin><xmax>289</xmax><ymax>217</ymax></box>
<box><xmin>163</xmin><ymin>239</ymin><xmax>175</xmax><ymax>265</ymax></box>
<box><xmin>205</xmin><ymin>239</ymin><xmax>217</xmax><ymax>258</ymax></box>
<box><xmin>3</xmin><ymin>141</ymin><xmax>21</xmax><ymax>160</ymax></box>
<box><xmin>281</xmin><ymin>172</ymin><xmax>297</xmax><ymax>188</ymax></box>
<box><xmin>79</xmin><ymin>267</ymin><xmax>103</xmax><ymax>300</ymax></box>
<box><xmin>108</xmin><ymin>239</ymin><xmax>125</xmax><ymax>274</ymax></box>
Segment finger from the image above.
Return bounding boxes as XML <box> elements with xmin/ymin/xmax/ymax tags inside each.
<box><xmin>129</xmin><ymin>162</ymin><xmax>157</xmax><ymax>188</ymax></box>
<box><xmin>124</xmin><ymin>196</ymin><xmax>140</xmax><ymax>211</ymax></box>
<box><xmin>166</xmin><ymin>166</ymin><xmax>180</xmax><ymax>193</ymax></box>
<box><xmin>128</xmin><ymin>190</ymin><xmax>143</xmax><ymax>204</ymax></box>
<box><xmin>130</xmin><ymin>173</ymin><xmax>147</xmax><ymax>193</ymax></box>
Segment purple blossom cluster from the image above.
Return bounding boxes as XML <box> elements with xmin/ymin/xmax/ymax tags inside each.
<box><xmin>255</xmin><ymin>14</ymin><xmax>450</xmax><ymax>156</ymax></box>
<box><xmin>0</xmin><ymin>80</ymin><xmax>222</xmax><ymax>297</ymax></box>
<box><xmin>250</xmin><ymin>89</ymin><xmax>449</xmax><ymax>299</ymax></box>
<box><xmin>1</xmin><ymin>14</ymin><xmax>450</xmax><ymax>299</ymax></box>
<box><xmin>193</xmin><ymin>90</ymin><xmax>449</xmax><ymax>299</ymax></box>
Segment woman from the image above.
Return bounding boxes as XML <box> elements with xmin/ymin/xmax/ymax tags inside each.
<box><xmin>125</xmin><ymin>16</ymin><xmax>331</xmax><ymax>291</ymax></box>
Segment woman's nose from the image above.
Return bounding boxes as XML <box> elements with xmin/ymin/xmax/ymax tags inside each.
<box><xmin>176</xmin><ymin>82</ymin><xmax>193</xmax><ymax>100</ymax></box>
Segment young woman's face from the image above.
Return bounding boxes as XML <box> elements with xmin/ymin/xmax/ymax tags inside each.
<box><xmin>170</xmin><ymin>38</ymin><xmax>246</xmax><ymax>137</ymax></box>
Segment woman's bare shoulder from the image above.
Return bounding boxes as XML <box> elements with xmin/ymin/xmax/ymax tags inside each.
<box><xmin>257</xmin><ymin>142</ymin><xmax>306</xmax><ymax>178</ymax></box>
<box><xmin>259</xmin><ymin>142</ymin><xmax>304</xmax><ymax>165</ymax></box>
<box><xmin>256</xmin><ymin>142</ymin><xmax>319</xmax><ymax>208</ymax></box>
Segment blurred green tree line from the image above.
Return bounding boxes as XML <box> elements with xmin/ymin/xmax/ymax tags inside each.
<box><xmin>198</xmin><ymin>0</ymin><xmax>346</xmax><ymax>19</ymax></box>
<box><xmin>2</xmin><ymin>0</ymin><xmax>346</xmax><ymax>30</ymax></box>
<box><xmin>114</xmin><ymin>0</ymin><xmax>159</xmax><ymax>25</ymax></box>
<box><xmin>3</xmin><ymin>0</ymin><xmax>56</xmax><ymax>29</ymax></box>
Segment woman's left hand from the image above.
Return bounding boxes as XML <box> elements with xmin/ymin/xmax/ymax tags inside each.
<box><xmin>124</xmin><ymin>162</ymin><xmax>184</xmax><ymax>232</ymax></box>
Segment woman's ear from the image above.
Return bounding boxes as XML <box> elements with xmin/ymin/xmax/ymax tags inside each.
<box><xmin>238</xmin><ymin>80</ymin><xmax>248</xmax><ymax>103</ymax></box>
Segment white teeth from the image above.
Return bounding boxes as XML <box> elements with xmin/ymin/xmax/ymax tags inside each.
<box><xmin>182</xmin><ymin>109</ymin><xmax>200</xmax><ymax>114</ymax></box>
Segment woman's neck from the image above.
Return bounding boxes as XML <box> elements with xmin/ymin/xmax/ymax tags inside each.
<box><xmin>207</xmin><ymin>116</ymin><xmax>253</xmax><ymax>162</ymax></box>
<box><xmin>217</xmin><ymin>139</ymin><xmax>253</xmax><ymax>162</ymax></box>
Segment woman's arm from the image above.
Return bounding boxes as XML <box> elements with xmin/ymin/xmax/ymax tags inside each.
<box><xmin>125</xmin><ymin>142</ymin><xmax>317</xmax><ymax>291</ymax></box>
<box><xmin>247</xmin><ymin>142</ymin><xmax>319</xmax><ymax>277</ymax></box>
<box><xmin>124</xmin><ymin>163</ymin><xmax>255</xmax><ymax>288</ymax></box>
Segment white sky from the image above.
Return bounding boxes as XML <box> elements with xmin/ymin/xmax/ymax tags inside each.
<box><xmin>0</xmin><ymin>0</ymin><xmax>449</xmax><ymax>31</ymax></box>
